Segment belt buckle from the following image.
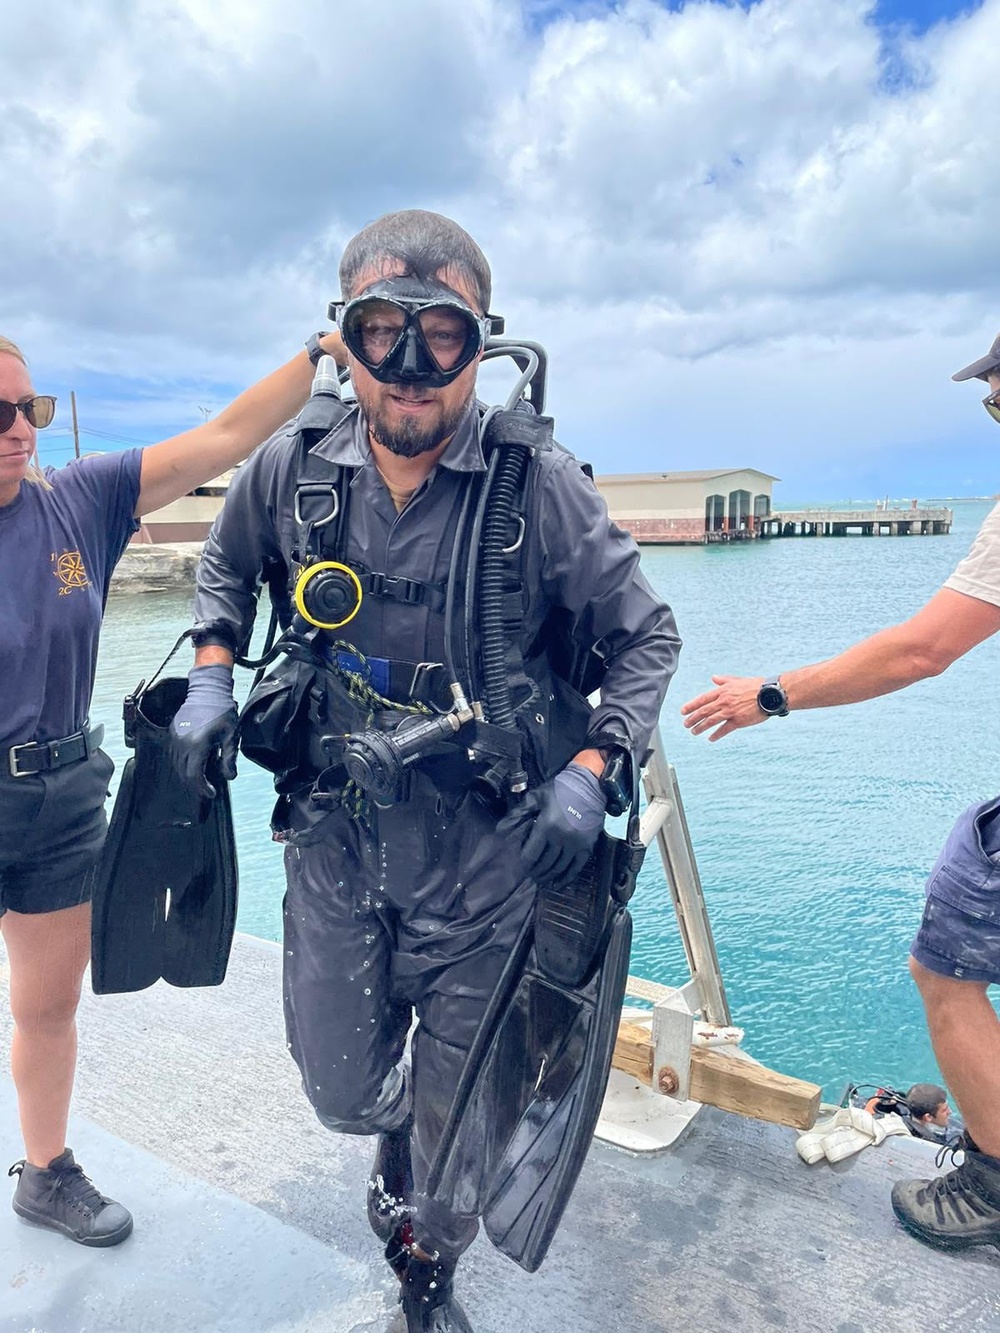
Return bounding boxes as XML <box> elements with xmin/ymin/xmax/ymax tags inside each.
<box><xmin>8</xmin><ymin>743</ymin><xmax>33</xmax><ymax>778</ymax></box>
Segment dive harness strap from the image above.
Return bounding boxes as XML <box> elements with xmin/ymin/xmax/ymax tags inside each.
<box><xmin>292</xmin><ymin>395</ymin><xmax>354</xmax><ymax>570</ymax></box>
<box><xmin>352</xmin><ymin>570</ymin><xmax>446</xmax><ymax>613</ymax></box>
<box><xmin>7</xmin><ymin>723</ymin><xmax>106</xmax><ymax>778</ymax></box>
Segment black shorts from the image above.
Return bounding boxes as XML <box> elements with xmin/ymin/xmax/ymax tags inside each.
<box><xmin>0</xmin><ymin>748</ymin><xmax>115</xmax><ymax>916</ymax></box>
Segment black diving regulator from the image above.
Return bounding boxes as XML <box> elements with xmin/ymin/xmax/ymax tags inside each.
<box><xmin>293</xmin><ymin>560</ymin><xmax>363</xmax><ymax>631</ymax></box>
<box><xmin>343</xmin><ymin>708</ymin><xmax>474</xmax><ymax>807</ymax></box>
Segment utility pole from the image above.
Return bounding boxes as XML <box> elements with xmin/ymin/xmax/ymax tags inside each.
<box><xmin>70</xmin><ymin>391</ymin><xmax>81</xmax><ymax>459</ymax></box>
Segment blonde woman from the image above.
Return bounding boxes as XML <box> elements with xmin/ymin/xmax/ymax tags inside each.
<box><xmin>0</xmin><ymin>330</ymin><xmax>342</xmax><ymax>1246</ymax></box>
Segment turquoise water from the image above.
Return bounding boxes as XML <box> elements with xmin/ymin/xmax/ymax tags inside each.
<box><xmin>93</xmin><ymin>501</ymin><xmax>1000</xmax><ymax>1098</ymax></box>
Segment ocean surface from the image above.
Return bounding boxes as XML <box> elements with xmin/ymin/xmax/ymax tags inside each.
<box><xmin>93</xmin><ymin>499</ymin><xmax>1000</xmax><ymax>1099</ymax></box>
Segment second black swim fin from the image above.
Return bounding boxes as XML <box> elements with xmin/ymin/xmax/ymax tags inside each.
<box><xmin>427</xmin><ymin>827</ymin><xmax>641</xmax><ymax>1273</ymax></box>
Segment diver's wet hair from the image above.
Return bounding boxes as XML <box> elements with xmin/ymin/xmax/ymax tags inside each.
<box><xmin>0</xmin><ymin>335</ymin><xmax>51</xmax><ymax>489</ymax></box>
<box><xmin>906</xmin><ymin>1083</ymin><xmax>948</xmax><ymax>1119</ymax></box>
<box><xmin>340</xmin><ymin>210</ymin><xmax>492</xmax><ymax>314</ymax></box>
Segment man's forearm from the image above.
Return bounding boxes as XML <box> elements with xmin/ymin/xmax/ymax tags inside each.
<box><xmin>680</xmin><ymin>587</ymin><xmax>1000</xmax><ymax>741</ymax></box>
<box><xmin>782</xmin><ymin>622</ymin><xmax>943</xmax><ymax>710</ymax></box>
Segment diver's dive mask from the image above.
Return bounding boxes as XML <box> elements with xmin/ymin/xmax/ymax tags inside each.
<box><xmin>329</xmin><ymin>276</ymin><xmax>503</xmax><ymax>388</ymax></box>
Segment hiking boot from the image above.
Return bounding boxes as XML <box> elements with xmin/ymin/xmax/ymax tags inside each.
<box><xmin>9</xmin><ymin>1149</ymin><xmax>133</xmax><ymax>1247</ymax></box>
<box><xmin>400</xmin><ymin>1256</ymin><xmax>474</xmax><ymax>1333</ymax></box>
<box><xmin>367</xmin><ymin>1118</ymin><xmax>414</xmax><ymax>1278</ymax></box>
<box><xmin>891</xmin><ymin>1143</ymin><xmax>1000</xmax><ymax>1251</ymax></box>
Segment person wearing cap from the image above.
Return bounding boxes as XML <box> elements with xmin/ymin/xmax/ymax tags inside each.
<box><xmin>680</xmin><ymin>332</ymin><xmax>1000</xmax><ymax>1254</ymax></box>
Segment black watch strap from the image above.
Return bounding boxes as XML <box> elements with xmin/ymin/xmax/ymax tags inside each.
<box><xmin>306</xmin><ymin>332</ymin><xmax>332</xmax><ymax>367</ymax></box>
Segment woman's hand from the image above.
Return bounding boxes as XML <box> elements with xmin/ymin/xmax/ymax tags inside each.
<box><xmin>319</xmin><ymin>330</ymin><xmax>347</xmax><ymax>367</ymax></box>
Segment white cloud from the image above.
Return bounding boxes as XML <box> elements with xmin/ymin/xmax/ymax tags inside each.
<box><xmin>4</xmin><ymin>0</ymin><xmax>1000</xmax><ymax>491</ymax></box>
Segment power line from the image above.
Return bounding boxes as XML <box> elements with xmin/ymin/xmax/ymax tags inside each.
<box><xmin>78</xmin><ymin>426</ymin><xmax>155</xmax><ymax>446</ymax></box>
<box><xmin>35</xmin><ymin>443</ymin><xmax>78</xmax><ymax>458</ymax></box>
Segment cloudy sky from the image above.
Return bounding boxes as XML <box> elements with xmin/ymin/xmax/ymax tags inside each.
<box><xmin>4</xmin><ymin>0</ymin><xmax>999</xmax><ymax>499</ymax></box>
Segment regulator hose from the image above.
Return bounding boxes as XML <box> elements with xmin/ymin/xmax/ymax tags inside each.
<box><xmin>476</xmin><ymin>442</ymin><xmax>531</xmax><ymax>731</ymax></box>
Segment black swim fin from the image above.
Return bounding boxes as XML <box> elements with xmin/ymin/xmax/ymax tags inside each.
<box><xmin>90</xmin><ymin>677</ymin><xmax>238</xmax><ymax>995</ymax></box>
<box><xmin>427</xmin><ymin>827</ymin><xmax>641</xmax><ymax>1273</ymax></box>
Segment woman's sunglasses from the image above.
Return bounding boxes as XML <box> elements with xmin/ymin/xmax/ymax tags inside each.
<box><xmin>984</xmin><ymin>387</ymin><xmax>1000</xmax><ymax>425</ymax></box>
<box><xmin>0</xmin><ymin>396</ymin><xmax>57</xmax><ymax>434</ymax></box>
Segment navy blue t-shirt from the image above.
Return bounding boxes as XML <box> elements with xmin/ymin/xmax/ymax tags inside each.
<box><xmin>1</xmin><ymin>451</ymin><xmax>142</xmax><ymax>747</ymax></box>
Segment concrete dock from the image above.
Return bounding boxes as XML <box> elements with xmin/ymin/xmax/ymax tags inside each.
<box><xmin>762</xmin><ymin>508</ymin><xmax>953</xmax><ymax>538</ymax></box>
<box><xmin>1</xmin><ymin>933</ymin><xmax>998</xmax><ymax>1332</ymax></box>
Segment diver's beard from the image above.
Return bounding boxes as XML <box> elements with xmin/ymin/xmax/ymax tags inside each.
<box><xmin>360</xmin><ymin>385</ymin><xmax>472</xmax><ymax>458</ymax></box>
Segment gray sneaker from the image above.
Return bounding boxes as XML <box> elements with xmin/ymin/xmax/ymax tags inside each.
<box><xmin>891</xmin><ymin>1143</ymin><xmax>1000</xmax><ymax>1251</ymax></box>
<box><xmin>9</xmin><ymin>1149</ymin><xmax>133</xmax><ymax>1247</ymax></box>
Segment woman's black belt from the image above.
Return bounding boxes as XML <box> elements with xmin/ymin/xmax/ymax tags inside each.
<box><xmin>6</xmin><ymin>723</ymin><xmax>105</xmax><ymax>778</ymax></box>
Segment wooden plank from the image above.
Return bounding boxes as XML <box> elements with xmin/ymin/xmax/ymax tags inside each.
<box><xmin>689</xmin><ymin>1048</ymin><xmax>821</xmax><ymax>1131</ymax></box>
<box><xmin>613</xmin><ymin>1018</ymin><xmax>654</xmax><ymax>1084</ymax></box>
<box><xmin>612</xmin><ymin>1020</ymin><xmax>821</xmax><ymax>1131</ymax></box>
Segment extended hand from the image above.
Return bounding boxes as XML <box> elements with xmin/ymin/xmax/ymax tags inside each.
<box><xmin>680</xmin><ymin>675</ymin><xmax>767</xmax><ymax>741</ymax></box>
<box><xmin>168</xmin><ymin>664</ymin><xmax>239</xmax><ymax>799</ymax></box>
<box><xmin>500</xmin><ymin>764</ymin><xmax>606</xmax><ymax>886</ymax></box>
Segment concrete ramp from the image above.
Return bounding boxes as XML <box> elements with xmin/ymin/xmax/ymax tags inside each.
<box><xmin>1</xmin><ymin>934</ymin><xmax>998</xmax><ymax>1332</ymax></box>
<box><xmin>0</xmin><ymin>1077</ymin><xmax>379</xmax><ymax>1332</ymax></box>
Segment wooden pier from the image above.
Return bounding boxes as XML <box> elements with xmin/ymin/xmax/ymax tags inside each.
<box><xmin>761</xmin><ymin>507</ymin><xmax>952</xmax><ymax>538</ymax></box>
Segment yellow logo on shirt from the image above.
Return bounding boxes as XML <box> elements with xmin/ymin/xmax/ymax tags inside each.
<box><xmin>51</xmin><ymin>549</ymin><xmax>90</xmax><ymax>595</ymax></box>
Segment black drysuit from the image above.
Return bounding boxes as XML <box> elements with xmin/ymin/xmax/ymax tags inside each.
<box><xmin>193</xmin><ymin>399</ymin><xmax>681</xmax><ymax>1259</ymax></box>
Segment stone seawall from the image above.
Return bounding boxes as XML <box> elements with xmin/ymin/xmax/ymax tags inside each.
<box><xmin>109</xmin><ymin>541</ymin><xmax>204</xmax><ymax>594</ymax></box>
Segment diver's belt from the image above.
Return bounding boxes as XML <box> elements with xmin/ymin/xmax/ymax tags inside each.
<box><xmin>7</xmin><ymin>723</ymin><xmax>105</xmax><ymax>778</ymax></box>
<box><xmin>326</xmin><ymin>648</ymin><xmax>452</xmax><ymax>711</ymax></box>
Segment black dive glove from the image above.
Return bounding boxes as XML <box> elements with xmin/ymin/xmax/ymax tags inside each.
<box><xmin>168</xmin><ymin>664</ymin><xmax>239</xmax><ymax>800</ymax></box>
<box><xmin>501</xmin><ymin>763</ymin><xmax>607</xmax><ymax>886</ymax></box>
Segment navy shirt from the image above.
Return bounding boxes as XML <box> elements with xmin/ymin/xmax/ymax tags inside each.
<box><xmin>0</xmin><ymin>451</ymin><xmax>142</xmax><ymax>747</ymax></box>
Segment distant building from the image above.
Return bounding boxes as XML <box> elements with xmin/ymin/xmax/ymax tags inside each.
<box><xmin>595</xmin><ymin>468</ymin><xmax>779</xmax><ymax>544</ymax></box>
<box><xmin>133</xmin><ymin>471</ymin><xmax>234</xmax><ymax>544</ymax></box>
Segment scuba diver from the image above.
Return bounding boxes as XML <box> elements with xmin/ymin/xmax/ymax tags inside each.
<box><xmin>845</xmin><ymin>1082</ymin><xmax>959</xmax><ymax>1146</ymax></box>
<box><xmin>163</xmin><ymin>210</ymin><xmax>680</xmax><ymax>1330</ymax></box>
<box><xmin>903</xmin><ymin>1083</ymin><xmax>956</xmax><ymax>1145</ymax></box>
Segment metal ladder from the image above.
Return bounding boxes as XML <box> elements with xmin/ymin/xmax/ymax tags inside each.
<box><xmin>623</xmin><ymin>727</ymin><xmax>736</xmax><ymax>1103</ymax></box>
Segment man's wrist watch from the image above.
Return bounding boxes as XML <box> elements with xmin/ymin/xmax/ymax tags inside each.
<box><xmin>306</xmin><ymin>331</ymin><xmax>332</xmax><ymax>367</ymax></box>
<box><xmin>597</xmin><ymin>747</ymin><xmax>633</xmax><ymax>817</ymax></box>
<box><xmin>757</xmin><ymin>677</ymin><xmax>789</xmax><ymax>718</ymax></box>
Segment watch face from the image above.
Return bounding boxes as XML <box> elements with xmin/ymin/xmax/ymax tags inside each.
<box><xmin>758</xmin><ymin>684</ymin><xmax>785</xmax><ymax>714</ymax></box>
